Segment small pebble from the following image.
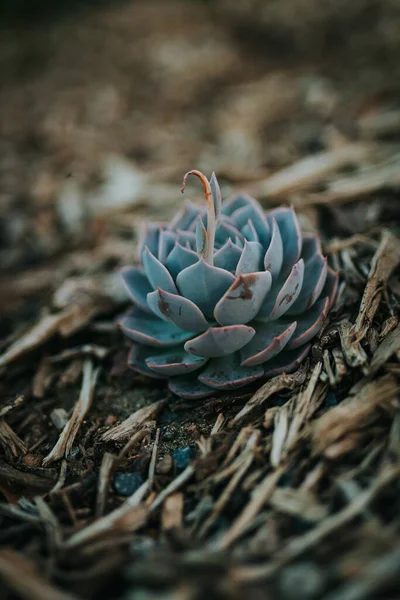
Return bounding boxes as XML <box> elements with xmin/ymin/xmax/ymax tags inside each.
<box><xmin>114</xmin><ymin>472</ymin><xmax>144</xmax><ymax>497</ymax></box>
<box><xmin>172</xmin><ymin>446</ymin><xmax>195</xmax><ymax>471</ymax></box>
<box><xmin>50</xmin><ymin>408</ymin><xmax>69</xmax><ymax>430</ymax></box>
<box><xmin>279</xmin><ymin>562</ymin><xmax>325</xmax><ymax>599</ymax></box>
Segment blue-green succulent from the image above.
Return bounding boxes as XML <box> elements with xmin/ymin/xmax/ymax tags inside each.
<box><xmin>119</xmin><ymin>170</ymin><xmax>337</xmax><ymax>399</ymax></box>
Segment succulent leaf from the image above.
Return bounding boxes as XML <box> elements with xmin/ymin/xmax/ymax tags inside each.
<box><xmin>120</xmin><ymin>170</ymin><xmax>337</xmax><ymax>398</ymax></box>
<box><xmin>184</xmin><ymin>325</ymin><xmax>255</xmax><ymax>357</ymax></box>
<box><xmin>240</xmin><ymin>321</ymin><xmax>297</xmax><ymax>367</ymax></box>
<box><xmin>147</xmin><ymin>288</ymin><xmax>209</xmax><ymax>332</ymax></box>
<box><xmin>167</xmin><ymin>243</ymin><xmax>199</xmax><ymax>279</ymax></box>
<box><xmin>198</xmin><ymin>353</ymin><xmax>264</xmax><ymax>390</ymax></box>
<box><xmin>120</xmin><ymin>266</ymin><xmax>153</xmax><ymax>312</ymax></box>
<box><xmin>142</xmin><ymin>247</ymin><xmax>178</xmax><ymax>294</ymax></box>
<box><xmin>145</xmin><ymin>349</ymin><xmax>207</xmax><ymax>376</ymax></box>
<box><xmin>263</xmin><ymin>217</ymin><xmax>283</xmax><ymax>279</ymax></box>
<box><xmin>120</xmin><ymin>308</ymin><xmax>195</xmax><ymax>347</ymax></box>
<box><xmin>235</xmin><ymin>240</ymin><xmax>264</xmax><ymax>275</ymax></box>
<box><xmin>177</xmin><ymin>258</ymin><xmax>235</xmax><ymax>317</ymax></box>
<box><xmin>214</xmin><ymin>271</ymin><xmax>272</xmax><ymax>326</ymax></box>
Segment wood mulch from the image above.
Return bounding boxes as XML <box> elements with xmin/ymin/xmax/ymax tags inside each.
<box><xmin>1</xmin><ymin>2</ymin><xmax>400</xmax><ymax>599</ymax></box>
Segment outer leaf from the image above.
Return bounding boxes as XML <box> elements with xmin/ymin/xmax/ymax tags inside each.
<box><xmin>128</xmin><ymin>344</ymin><xmax>166</xmax><ymax>380</ymax></box>
<box><xmin>147</xmin><ymin>288</ymin><xmax>209</xmax><ymax>332</ymax></box>
<box><xmin>322</xmin><ymin>266</ymin><xmax>338</xmax><ymax>309</ymax></box>
<box><xmin>286</xmin><ymin>253</ymin><xmax>327</xmax><ymax>314</ymax></box>
<box><xmin>120</xmin><ymin>266</ymin><xmax>153</xmax><ymax>312</ymax></box>
<box><xmin>241</xmin><ymin>321</ymin><xmax>297</xmax><ymax>367</ymax></box>
<box><xmin>198</xmin><ymin>353</ymin><xmax>264</xmax><ymax>390</ymax></box>
<box><xmin>268</xmin><ymin>207</ymin><xmax>302</xmax><ymax>275</ymax></box>
<box><xmin>177</xmin><ymin>258</ymin><xmax>234</xmax><ymax>317</ymax></box>
<box><xmin>285</xmin><ymin>297</ymin><xmax>328</xmax><ymax>350</ymax></box>
<box><xmin>257</xmin><ymin>259</ymin><xmax>304</xmax><ymax>322</ymax></box>
<box><xmin>263</xmin><ymin>344</ymin><xmax>311</xmax><ymax>377</ymax></box>
<box><xmin>142</xmin><ymin>247</ymin><xmax>178</xmax><ymax>294</ymax></box>
<box><xmin>214</xmin><ymin>271</ymin><xmax>272</xmax><ymax>325</ymax></box>
<box><xmin>184</xmin><ymin>325</ymin><xmax>255</xmax><ymax>358</ymax></box>
<box><xmin>120</xmin><ymin>308</ymin><xmax>195</xmax><ymax>347</ymax></box>
<box><xmin>145</xmin><ymin>349</ymin><xmax>207</xmax><ymax>376</ymax></box>
<box><xmin>168</xmin><ymin>377</ymin><xmax>215</xmax><ymax>399</ymax></box>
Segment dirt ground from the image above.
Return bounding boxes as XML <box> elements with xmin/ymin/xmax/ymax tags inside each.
<box><xmin>1</xmin><ymin>1</ymin><xmax>400</xmax><ymax>599</ymax></box>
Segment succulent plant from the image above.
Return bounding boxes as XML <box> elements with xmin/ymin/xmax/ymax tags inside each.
<box><xmin>119</xmin><ymin>170</ymin><xmax>337</xmax><ymax>399</ymax></box>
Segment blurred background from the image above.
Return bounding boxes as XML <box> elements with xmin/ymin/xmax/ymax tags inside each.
<box><xmin>1</xmin><ymin>0</ymin><xmax>400</xmax><ymax>317</ymax></box>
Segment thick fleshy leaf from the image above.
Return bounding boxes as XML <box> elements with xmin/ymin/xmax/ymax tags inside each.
<box><xmin>213</xmin><ymin>239</ymin><xmax>242</xmax><ymax>272</ymax></box>
<box><xmin>137</xmin><ymin>223</ymin><xmax>163</xmax><ymax>261</ymax></box>
<box><xmin>167</xmin><ymin>243</ymin><xmax>199</xmax><ymax>279</ymax></box>
<box><xmin>268</xmin><ymin>207</ymin><xmax>302</xmax><ymax>275</ymax></box>
<box><xmin>120</xmin><ymin>266</ymin><xmax>153</xmax><ymax>312</ymax></box>
<box><xmin>235</xmin><ymin>240</ymin><xmax>264</xmax><ymax>275</ymax></box>
<box><xmin>257</xmin><ymin>259</ymin><xmax>304</xmax><ymax>322</ymax></box>
<box><xmin>167</xmin><ymin>201</ymin><xmax>200</xmax><ymax>232</ymax></box>
<box><xmin>285</xmin><ymin>297</ymin><xmax>328</xmax><ymax>350</ymax></box>
<box><xmin>214</xmin><ymin>271</ymin><xmax>272</xmax><ymax>326</ymax></box>
<box><xmin>214</xmin><ymin>219</ymin><xmax>243</xmax><ymax>247</ymax></box>
<box><xmin>142</xmin><ymin>247</ymin><xmax>178</xmax><ymax>294</ymax></box>
<box><xmin>147</xmin><ymin>288</ymin><xmax>209</xmax><ymax>332</ymax></box>
<box><xmin>322</xmin><ymin>266</ymin><xmax>338</xmax><ymax>309</ymax></box>
<box><xmin>145</xmin><ymin>349</ymin><xmax>207</xmax><ymax>376</ymax></box>
<box><xmin>221</xmin><ymin>193</ymin><xmax>256</xmax><ymax>217</ymax></box>
<box><xmin>263</xmin><ymin>344</ymin><xmax>311</xmax><ymax>377</ymax></box>
<box><xmin>120</xmin><ymin>308</ymin><xmax>195</xmax><ymax>347</ymax></box>
<box><xmin>158</xmin><ymin>230</ymin><xmax>177</xmax><ymax>264</ymax></box>
<box><xmin>240</xmin><ymin>321</ymin><xmax>297</xmax><ymax>367</ymax></box>
<box><xmin>231</xmin><ymin>203</ymin><xmax>270</xmax><ymax>248</ymax></box>
<box><xmin>177</xmin><ymin>258</ymin><xmax>235</xmax><ymax>317</ymax></box>
<box><xmin>168</xmin><ymin>377</ymin><xmax>215</xmax><ymax>399</ymax></box>
<box><xmin>177</xmin><ymin>230</ymin><xmax>196</xmax><ymax>248</ymax></box>
<box><xmin>184</xmin><ymin>325</ymin><xmax>255</xmax><ymax>358</ymax></box>
<box><xmin>128</xmin><ymin>344</ymin><xmax>166</xmax><ymax>380</ymax></box>
<box><xmin>301</xmin><ymin>233</ymin><xmax>321</xmax><ymax>262</ymax></box>
<box><xmin>241</xmin><ymin>219</ymin><xmax>259</xmax><ymax>243</ymax></box>
<box><xmin>264</xmin><ymin>217</ymin><xmax>283</xmax><ymax>280</ymax></box>
<box><xmin>286</xmin><ymin>253</ymin><xmax>327</xmax><ymax>314</ymax></box>
<box><xmin>210</xmin><ymin>171</ymin><xmax>222</xmax><ymax>220</ymax></box>
<box><xmin>198</xmin><ymin>353</ymin><xmax>264</xmax><ymax>390</ymax></box>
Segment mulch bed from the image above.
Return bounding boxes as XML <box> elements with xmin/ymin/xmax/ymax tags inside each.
<box><xmin>1</xmin><ymin>2</ymin><xmax>400</xmax><ymax>599</ymax></box>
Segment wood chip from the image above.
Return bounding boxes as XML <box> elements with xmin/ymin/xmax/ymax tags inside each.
<box><xmin>352</xmin><ymin>231</ymin><xmax>400</xmax><ymax>342</ymax></box>
<box><xmin>231</xmin><ymin>368</ymin><xmax>307</xmax><ymax>425</ymax></box>
<box><xmin>43</xmin><ymin>360</ymin><xmax>100</xmax><ymax>466</ymax></box>
<box><xmin>161</xmin><ymin>493</ymin><xmax>184</xmax><ymax>531</ymax></box>
<box><xmin>102</xmin><ymin>399</ymin><xmax>167</xmax><ymax>442</ymax></box>
<box><xmin>0</xmin><ymin>549</ymin><xmax>78</xmax><ymax>600</ymax></box>
<box><xmin>313</xmin><ymin>375</ymin><xmax>397</xmax><ymax>457</ymax></box>
<box><xmin>256</xmin><ymin>143</ymin><xmax>373</xmax><ymax>197</ymax></box>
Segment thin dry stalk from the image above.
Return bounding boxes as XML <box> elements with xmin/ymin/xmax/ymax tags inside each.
<box><xmin>43</xmin><ymin>360</ymin><xmax>100</xmax><ymax>466</ymax></box>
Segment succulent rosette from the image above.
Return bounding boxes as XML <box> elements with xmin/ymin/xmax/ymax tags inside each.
<box><xmin>119</xmin><ymin>170</ymin><xmax>337</xmax><ymax>399</ymax></box>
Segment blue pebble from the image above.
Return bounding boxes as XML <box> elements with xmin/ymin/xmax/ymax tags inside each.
<box><xmin>172</xmin><ymin>446</ymin><xmax>195</xmax><ymax>471</ymax></box>
<box><xmin>114</xmin><ymin>472</ymin><xmax>144</xmax><ymax>497</ymax></box>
